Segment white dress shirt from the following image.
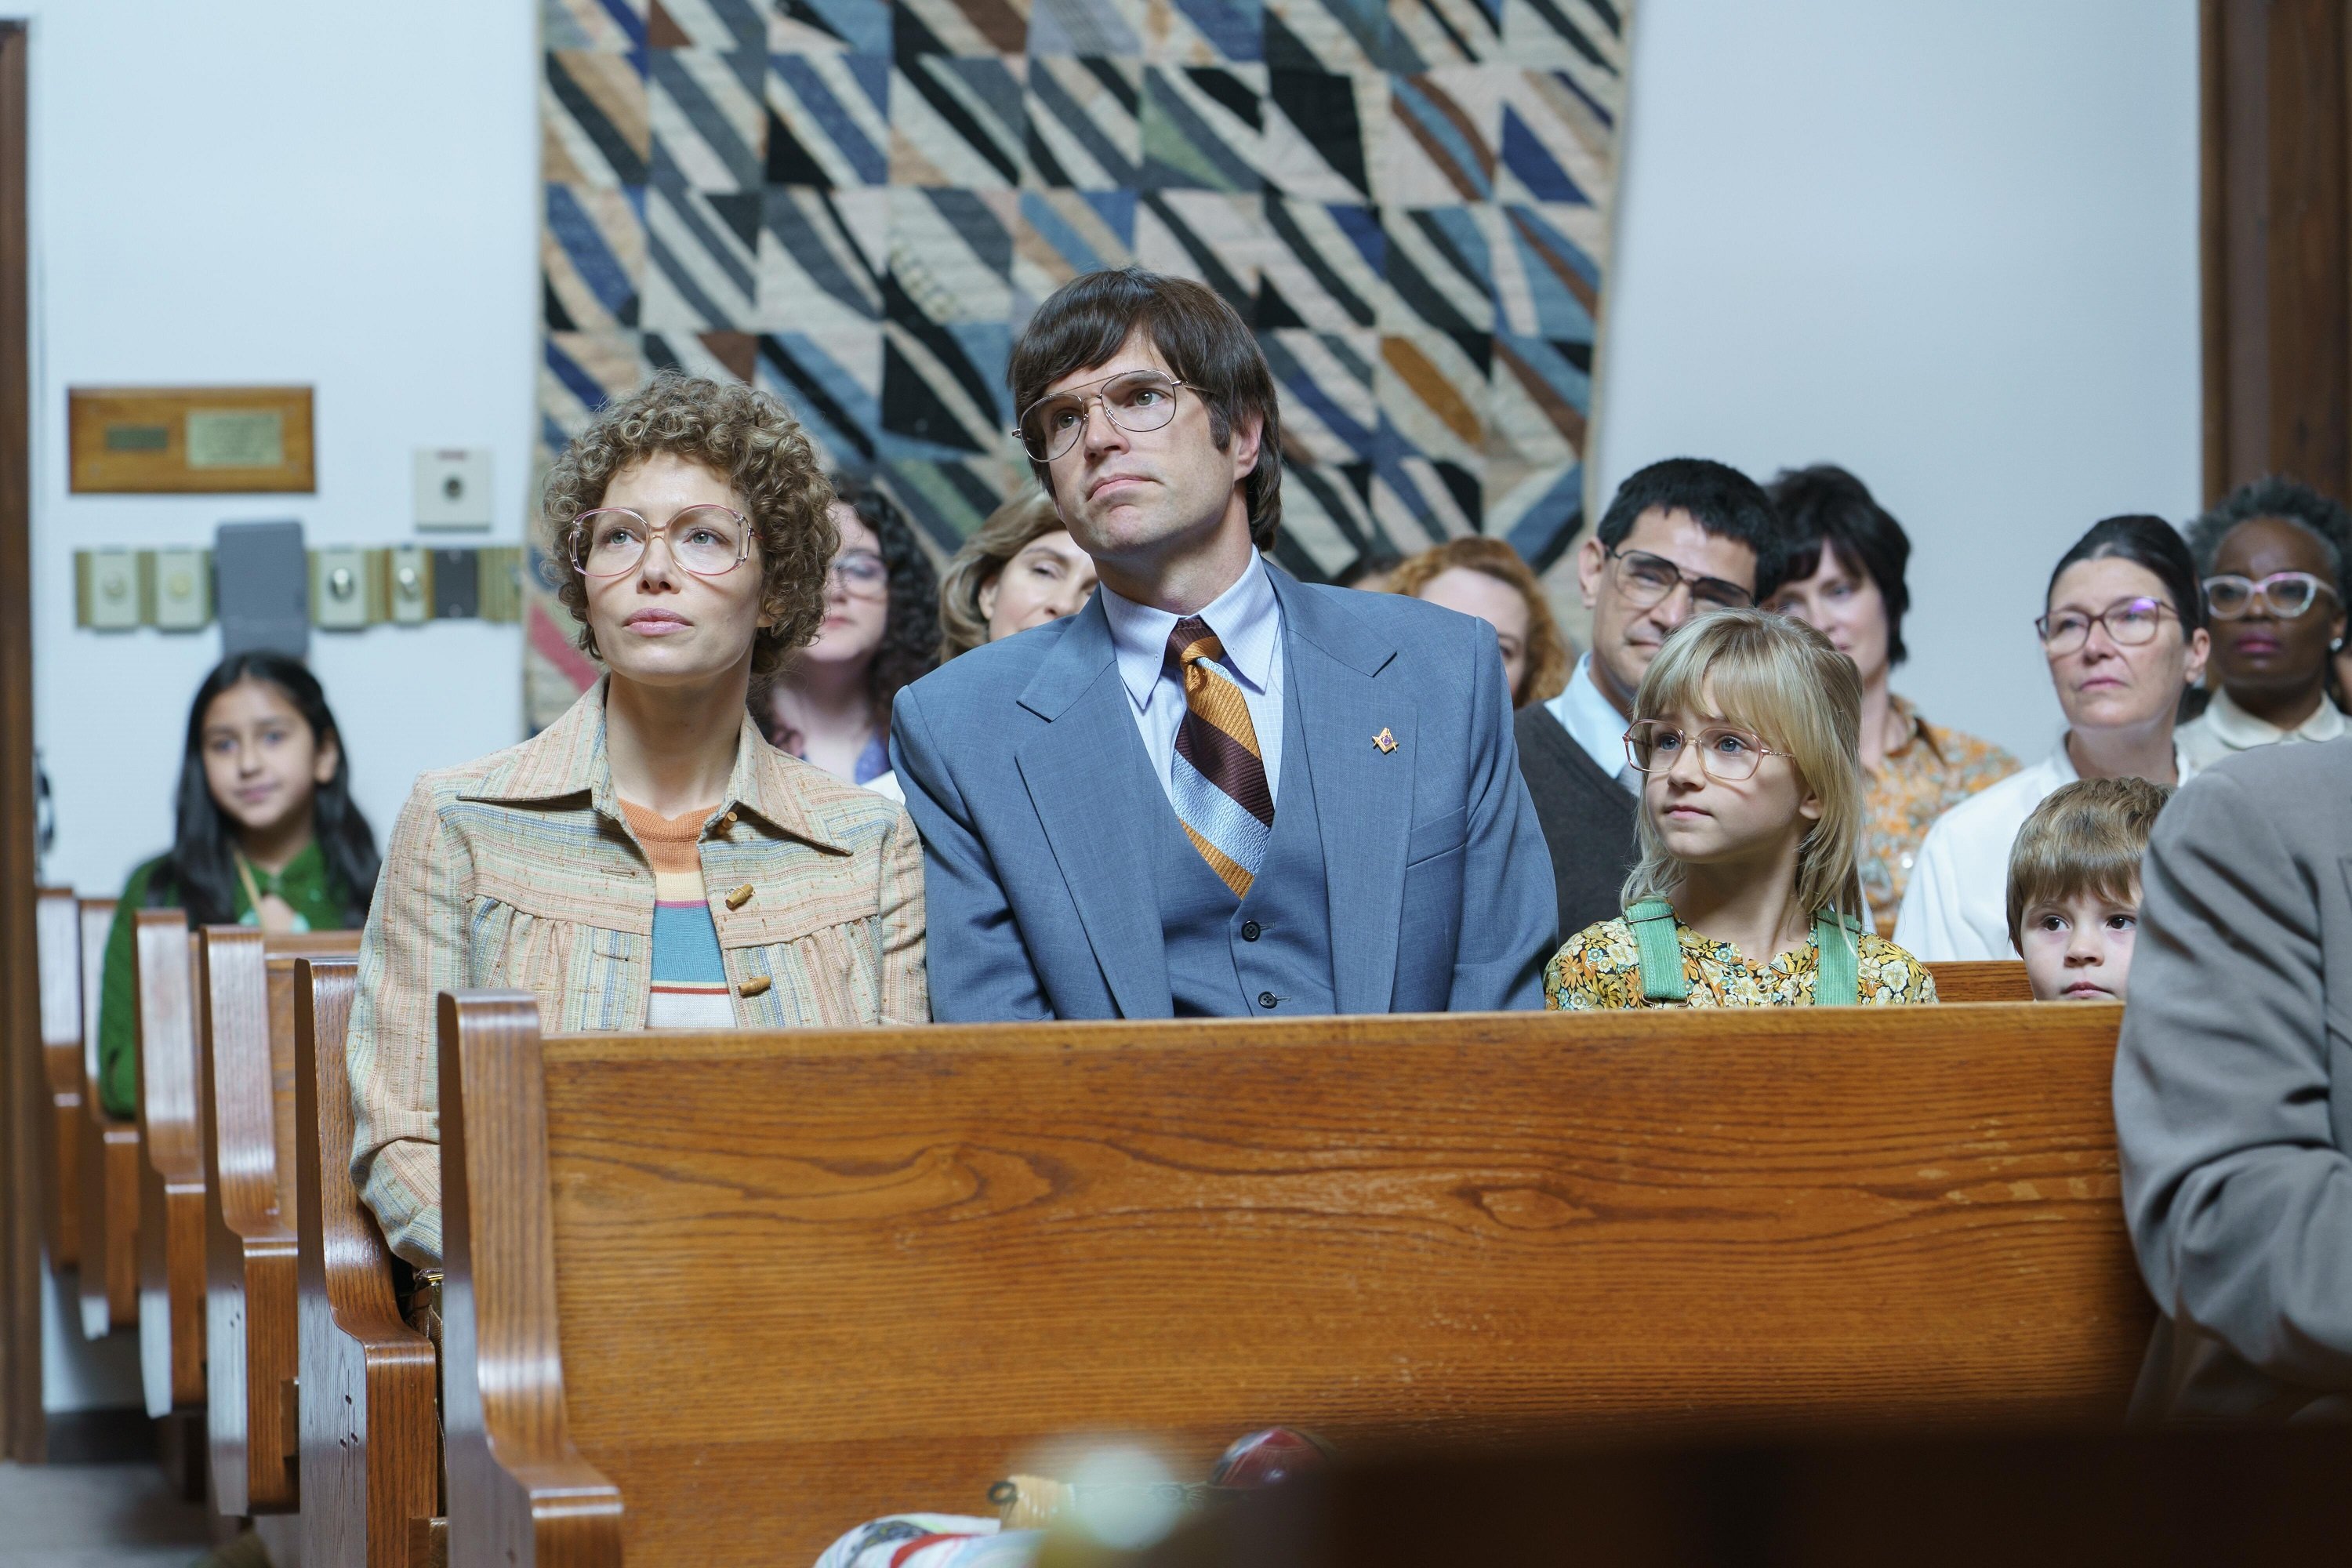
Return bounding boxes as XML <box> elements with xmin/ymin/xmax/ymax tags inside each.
<box><xmin>1541</xmin><ymin>653</ymin><xmax>1639</xmax><ymax>793</ymax></box>
<box><xmin>2176</xmin><ymin>687</ymin><xmax>2347</xmax><ymax>774</ymax></box>
<box><xmin>1892</xmin><ymin>734</ymin><xmax>2194</xmax><ymax>962</ymax></box>
<box><xmin>1099</xmin><ymin>558</ymin><xmax>1287</xmax><ymax>808</ymax></box>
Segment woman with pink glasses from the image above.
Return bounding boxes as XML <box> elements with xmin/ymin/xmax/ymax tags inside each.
<box><xmin>1893</xmin><ymin>515</ymin><xmax>2210</xmax><ymax>963</ymax></box>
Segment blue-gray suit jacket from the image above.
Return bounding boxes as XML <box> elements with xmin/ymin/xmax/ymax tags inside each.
<box><xmin>890</xmin><ymin>568</ymin><xmax>1559</xmax><ymax>1020</ymax></box>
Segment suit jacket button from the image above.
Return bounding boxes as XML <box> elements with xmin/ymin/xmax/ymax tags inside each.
<box><xmin>738</xmin><ymin>976</ymin><xmax>772</xmax><ymax>998</ymax></box>
<box><xmin>1241</xmin><ymin>920</ymin><xmax>1261</xmax><ymax>942</ymax></box>
<box><xmin>1258</xmin><ymin>991</ymin><xmax>1277</xmax><ymax>1009</ymax></box>
<box><xmin>726</xmin><ymin>883</ymin><xmax>754</xmax><ymax>909</ymax></box>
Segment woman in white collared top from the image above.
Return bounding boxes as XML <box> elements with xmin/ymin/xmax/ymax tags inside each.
<box><xmin>2176</xmin><ymin>477</ymin><xmax>2349</xmax><ymax>773</ymax></box>
<box><xmin>1894</xmin><ymin>515</ymin><xmax>2209</xmax><ymax>962</ymax></box>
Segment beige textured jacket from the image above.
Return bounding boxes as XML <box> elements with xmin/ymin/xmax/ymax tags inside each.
<box><xmin>347</xmin><ymin>681</ymin><xmax>927</xmax><ymax>1267</ymax></box>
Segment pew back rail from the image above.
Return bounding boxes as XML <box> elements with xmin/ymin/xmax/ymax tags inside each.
<box><xmin>441</xmin><ymin>1000</ymin><xmax>2151</xmax><ymax>1568</ymax></box>
<box><xmin>75</xmin><ymin>897</ymin><xmax>136</xmax><ymax>1339</ymax></box>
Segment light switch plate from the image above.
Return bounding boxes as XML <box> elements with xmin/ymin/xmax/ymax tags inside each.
<box><xmin>79</xmin><ymin>550</ymin><xmax>142</xmax><ymax>630</ymax></box>
<box><xmin>387</xmin><ymin>545</ymin><xmax>431</xmax><ymax>624</ymax></box>
<box><xmin>150</xmin><ymin>548</ymin><xmax>211</xmax><ymax>631</ymax></box>
<box><xmin>313</xmin><ymin>546</ymin><xmax>373</xmax><ymax>630</ymax></box>
<box><xmin>414</xmin><ymin>448</ymin><xmax>493</xmax><ymax>532</ymax></box>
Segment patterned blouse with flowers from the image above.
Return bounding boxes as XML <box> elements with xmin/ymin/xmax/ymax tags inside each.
<box><xmin>1863</xmin><ymin>696</ymin><xmax>2016</xmax><ymax>937</ymax></box>
<box><xmin>1544</xmin><ymin>915</ymin><xmax>1939</xmax><ymax>1010</ymax></box>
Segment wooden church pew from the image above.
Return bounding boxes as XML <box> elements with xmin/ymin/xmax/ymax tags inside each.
<box><xmin>1927</xmin><ymin>960</ymin><xmax>2034</xmax><ymax>1004</ymax></box>
<box><xmin>296</xmin><ymin>955</ymin><xmax>441</xmax><ymax>1568</ymax></box>
<box><xmin>75</xmin><ymin>896</ymin><xmax>137</xmax><ymax>1339</ymax></box>
<box><xmin>437</xmin><ymin>1000</ymin><xmax>2152</xmax><ymax>1568</ymax></box>
<box><xmin>134</xmin><ymin>906</ymin><xmax>207</xmax><ymax>1417</ymax></box>
<box><xmin>34</xmin><ymin>886</ymin><xmax>82</xmax><ymax>1272</ymax></box>
<box><xmin>200</xmin><ymin>926</ymin><xmax>363</xmax><ymax>1519</ymax></box>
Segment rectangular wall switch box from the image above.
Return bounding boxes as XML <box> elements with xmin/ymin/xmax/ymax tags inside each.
<box><xmin>150</xmin><ymin>549</ymin><xmax>212</xmax><ymax>631</ymax></box>
<box><xmin>78</xmin><ymin>550</ymin><xmax>142</xmax><ymax>630</ymax></box>
<box><xmin>215</xmin><ymin>520</ymin><xmax>310</xmax><ymax>659</ymax></box>
<box><xmin>430</xmin><ymin>548</ymin><xmax>479</xmax><ymax>619</ymax></box>
<box><xmin>387</xmin><ymin>546</ymin><xmax>431</xmax><ymax>624</ymax></box>
<box><xmin>414</xmin><ymin>448</ymin><xmax>494</xmax><ymax>532</ymax></box>
<box><xmin>312</xmin><ymin>547</ymin><xmax>374</xmax><ymax>630</ymax></box>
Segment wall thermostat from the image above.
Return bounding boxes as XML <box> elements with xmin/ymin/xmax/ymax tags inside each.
<box><xmin>414</xmin><ymin>448</ymin><xmax>493</xmax><ymax>532</ymax></box>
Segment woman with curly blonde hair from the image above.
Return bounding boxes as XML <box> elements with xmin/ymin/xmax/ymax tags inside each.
<box><xmin>1385</xmin><ymin>535</ymin><xmax>1570</xmax><ymax>708</ymax></box>
<box><xmin>347</xmin><ymin>372</ymin><xmax>928</xmax><ymax>1270</ymax></box>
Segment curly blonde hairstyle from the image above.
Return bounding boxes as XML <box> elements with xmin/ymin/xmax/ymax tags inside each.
<box><xmin>543</xmin><ymin>371</ymin><xmax>837</xmax><ymax>679</ymax></box>
<box><xmin>936</xmin><ymin>488</ymin><xmax>1067</xmax><ymax>662</ymax></box>
<box><xmin>1385</xmin><ymin>536</ymin><xmax>1571</xmax><ymax>707</ymax></box>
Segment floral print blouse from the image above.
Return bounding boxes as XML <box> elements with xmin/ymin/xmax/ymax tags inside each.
<box><xmin>1864</xmin><ymin>697</ymin><xmax>2017</xmax><ymax>937</ymax></box>
<box><xmin>1544</xmin><ymin>915</ymin><xmax>1940</xmax><ymax>1010</ymax></box>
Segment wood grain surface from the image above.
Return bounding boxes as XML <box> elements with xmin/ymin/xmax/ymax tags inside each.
<box><xmin>1923</xmin><ymin>961</ymin><xmax>2032</xmax><ymax>1004</ymax></box>
<box><xmin>201</xmin><ymin>929</ymin><xmax>356</xmax><ymax>1515</ymax></box>
<box><xmin>296</xmin><ymin>956</ymin><xmax>441</xmax><ymax>1568</ymax></box>
<box><xmin>34</xmin><ymin>887</ymin><xmax>81</xmax><ymax>1272</ymax></box>
<box><xmin>133</xmin><ymin>910</ymin><xmax>205</xmax><ymax>1417</ymax></box>
<box><xmin>441</xmin><ymin>1004</ymin><xmax>2150</xmax><ymax>1568</ymax></box>
<box><xmin>74</xmin><ymin>898</ymin><xmax>136</xmax><ymax>1340</ymax></box>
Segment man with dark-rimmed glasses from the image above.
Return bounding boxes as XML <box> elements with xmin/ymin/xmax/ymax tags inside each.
<box><xmin>1515</xmin><ymin>457</ymin><xmax>1786</xmax><ymax>943</ymax></box>
<box><xmin>889</xmin><ymin>266</ymin><xmax>1557</xmax><ymax>1020</ymax></box>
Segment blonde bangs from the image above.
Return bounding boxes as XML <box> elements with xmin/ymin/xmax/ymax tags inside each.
<box><xmin>1621</xmin><ymin>610</ymin><xmax>1867</xmax><ymax>924</ymax></box>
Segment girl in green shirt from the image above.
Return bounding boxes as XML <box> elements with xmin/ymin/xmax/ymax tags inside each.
<box><xmin>97</xmin><ymin>652</ymin><xmax>380</xmax><ymax>1116</ymax></box>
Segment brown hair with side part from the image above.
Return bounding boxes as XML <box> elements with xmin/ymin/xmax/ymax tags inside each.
<box><xmin>2005</xmin><ymin>776</ymin><xmax>2173</xmax><ymax>951</ymax></box>
<box><xmin>543</xmin><ymin>370</ymin><xmax>837</xmax><ymax>679</ymax></box>
<box><xmin>1007</xmin><ymin>267</ymin><xmax>1283</xmax><ymax>550</ymax></box>
<box><xmin>936</xmin><ymin>488</ymin><xmax>1066</xmax><ymax>662</ymax></box>
<box><xmin>1385</xmin><ymin>535</ymin><xmax>1572</xmax><ymax>707</ymax></box>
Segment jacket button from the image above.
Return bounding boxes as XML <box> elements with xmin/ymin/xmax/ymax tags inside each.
<box><xmin>1258</xmin><ymin>991</ymin><xmax>1277</xmax><ymax>1009</ymax></box>
<box><xmin>1241</xmin><ymin>920</ymin><xmax>1261</xmax><ymax>942</ymax></box>
<box><xmin>738</xmin><ymin>976</ymin><xmax>772</xmax><ymax>998</ymax></box>
<box><xmin>726</xmin><ymin>883</ymin><xmax>754</xmax><ymax>909</ymax></box>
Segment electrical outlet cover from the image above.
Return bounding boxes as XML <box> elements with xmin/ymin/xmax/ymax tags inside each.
<box><xmin>151</xmin><ymin>548</ymin><xmax>211</xmax><ymax>631</ymax></box>
<box><xmin>313</xmin><ymin>546</ymin><xmax>372</xmax><ymax>630</ymax></box>
<box><xmin>413</xmin><ymin>448</ymin><xmax>493</xmax><ymax>532</ymax></box>
<box><xmin>82</xmin><ymin>550</ymin><xmax>142</xmax><ymax>630</ymax></box>
<box><xmin>388</xmin><ymin>546</ymin><xmax>430</xmax><ymax>624</ymax></box>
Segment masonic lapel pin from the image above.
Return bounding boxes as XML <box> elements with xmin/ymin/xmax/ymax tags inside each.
<box><xmin>1372</xmin><ymin>727</ymin><xmax>1398</xmax><ymax>753</ymax></box>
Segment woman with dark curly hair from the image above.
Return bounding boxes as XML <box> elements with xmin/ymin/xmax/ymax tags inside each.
<box><xmin>755</xmin><ymin>475</ymin><xmax>938</xmax><ymax>798</ymax></box>
<box><xmin>347</xmin><ymin>372</ymin><xmax>929</xmax><ymax>1270</ymax></box>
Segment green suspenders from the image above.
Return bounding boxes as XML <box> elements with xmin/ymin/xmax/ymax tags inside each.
<box><xmin>1623</xmin><ymin>899</ymin><xmax>1864</xmax><ymax>1006</ymax></box>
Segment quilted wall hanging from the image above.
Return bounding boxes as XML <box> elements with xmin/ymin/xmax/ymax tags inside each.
<box><xmin>529</xmin><ymin>0</ymin><xmax>1632</xmax><ymax>727</ymax></box>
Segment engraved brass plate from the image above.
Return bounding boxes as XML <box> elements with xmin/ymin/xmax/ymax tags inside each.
<box><xmin>69</xmin><ymin>387</ymin><xmax>314</xmax><ymax>493</ymax></box>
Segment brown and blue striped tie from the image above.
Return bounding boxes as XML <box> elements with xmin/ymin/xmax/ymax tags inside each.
<box><xmin>1165</xmin><ymin>615</ymin><xmax>1273</xmax><ymax>898</ymax></box>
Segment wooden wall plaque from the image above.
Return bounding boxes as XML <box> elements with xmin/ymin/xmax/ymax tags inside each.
<box><xmin>68</xmin><ymin>387</ymin><xmax>314</xmax><ymax>494</ymax></box>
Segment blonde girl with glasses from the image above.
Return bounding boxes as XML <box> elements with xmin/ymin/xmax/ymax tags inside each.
<box><xmin>1544</xmin><ymin>609</ymin><xmax>1938</xmax><ymax>1009</ymax></box>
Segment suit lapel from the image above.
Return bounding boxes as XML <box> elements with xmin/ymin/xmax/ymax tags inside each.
<box><xmin>1274</xmin><ymin>575</ymin><xmax>1413</xmax><ymax>1014</ymax></box>
<box><xmin>1015</xmin><ymin>600</ymin><xmax>1173</xmax><ymax>1018</ymax></box>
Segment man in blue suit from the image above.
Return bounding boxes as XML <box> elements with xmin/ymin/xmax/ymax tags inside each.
<box><xmin>891</xmin><ymin>267</ymin><xmax>1558</xmax><ymax>1020</ymax></box>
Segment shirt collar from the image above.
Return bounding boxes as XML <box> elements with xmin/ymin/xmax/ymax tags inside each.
<box><xmin>463</xmin><ymin>677</ymin><xmax>854</xmax><ymax>853</ymax></box>
<box><xmin>2202</xmin><ymin>686</ymin><xmax>2349</xmax><ymax>749</ymax></box>
<box><xmin>1543</xmin><ymin>653</ymin><xmax>1634</xmax><ymax>778</ymax></box>
<box><xmin>1098</xmin><ymin>556</ymin><xmax>1282</xmax><ymax>712</ymax></box>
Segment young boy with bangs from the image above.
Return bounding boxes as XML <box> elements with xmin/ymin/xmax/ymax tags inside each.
<box><xmin>2005</xmin><ymin>776</ymin><xmax>2172</xmax><ymax>1003</ymax></box>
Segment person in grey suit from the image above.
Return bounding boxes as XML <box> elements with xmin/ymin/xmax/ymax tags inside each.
<box><xmin>2115</xmin><ymin>734</ymin><xmax>2352</xmax><ymax>1420</ymax></box>
<box><xmin>891</xmin><ymin>267</ymin><xmax>1558</xmax><ymax>1021</ymax></box>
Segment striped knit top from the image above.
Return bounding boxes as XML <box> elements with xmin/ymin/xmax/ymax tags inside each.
<box><xmin>618</xmin><ymin>799</ymin><xmax>736</xmax><ymax>1029</ymax></box>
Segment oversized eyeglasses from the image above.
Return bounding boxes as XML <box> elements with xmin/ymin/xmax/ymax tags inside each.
<box><xmin>1014</xmin><ymin>370</ymin><xmax>1194</xmax><ymax>463</ymax></box>
<box><xmin>1605</xmin><ymin>546</ymin><xmax>1755</xmax><ymax>612</ymax></box>
<box><xmin>2035</xmin><ymin>597</ymin><xmax>2176</xmax><ymax>654</ymax></box>
<box><xmin>572</xmin><ymin>506</ymin><xmax>752</xmax><ymax>579</ymax></box>
<box><xmin>2202</xmin><ymin>570</ymin><xmax>2339</xmax><ymax>621</ymax></box>
<box><xmin>1622</xmin><ymin>719</ymin><xmax>1785</xmax><ymax>783</ymax></box>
